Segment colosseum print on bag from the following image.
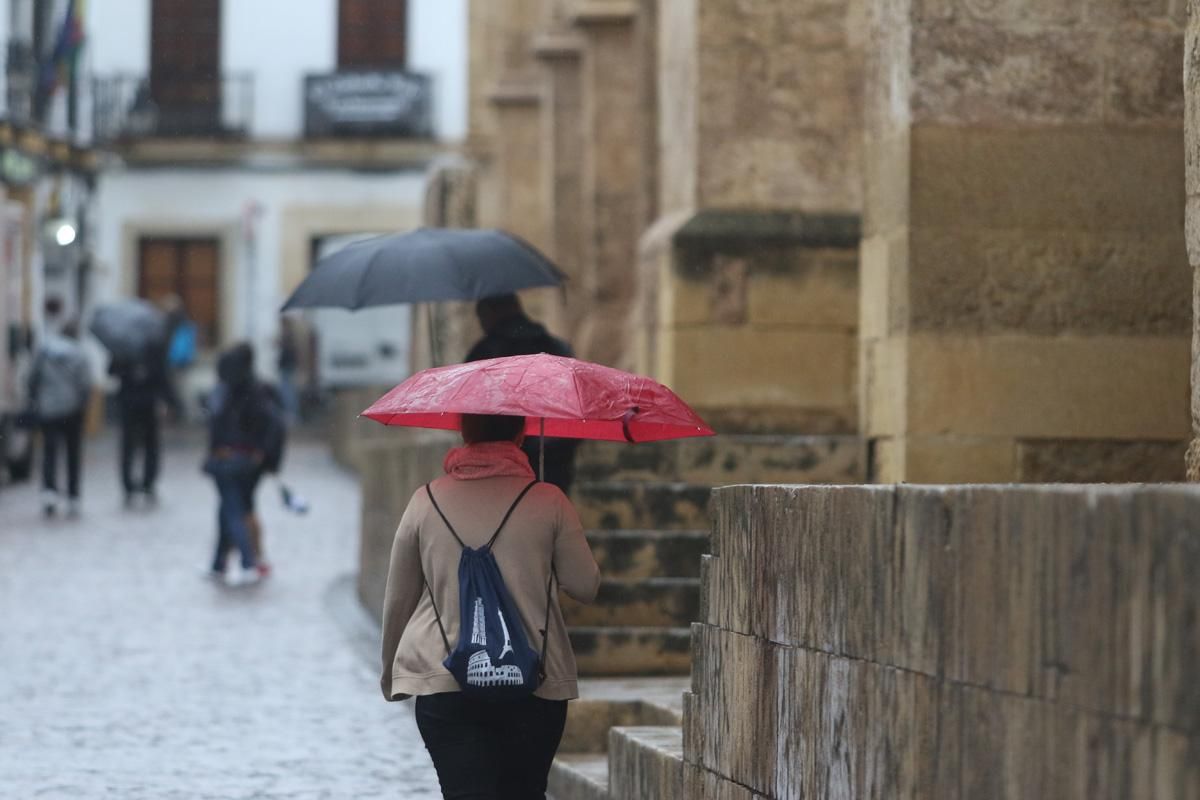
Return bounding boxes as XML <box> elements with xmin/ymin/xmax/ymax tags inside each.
<box><xmin>423</xmin><ymin>481</ymin><xmax>554</xmax><ymax>700</ymax></box>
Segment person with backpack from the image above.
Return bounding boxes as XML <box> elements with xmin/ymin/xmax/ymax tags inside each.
<box><xmin>109</xmin><ymin>342</ymin><xmax>179</xmax><ymax>507</ymax></box>
<box><xmin>380</xmin><ymin>413</ymin><xmax>600</xmax><ymax>799</ymax></box>
<box><xmin>161</xmin><ymin>295</ymin><xmax>196</xmax><ymax>416</ymax></box>
<box><xmin>203</xmin><ymin>342</ymin><xmax>284</xmax><ymax>586</ymax></box>
<box><xmin>28</xmin><ymin>320</ymin><xmax>92</xmax><ymax>517</ymax></box>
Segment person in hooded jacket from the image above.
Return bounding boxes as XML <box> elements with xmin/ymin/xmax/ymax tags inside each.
<box><xmin>203</xmin><ymin>343</ymin><xmax>284</xmax><ymax>585</ymax></box>
<box><xmin>465</xmin><ymin>294</ymin><xmax>580</xmax><ymax>495</ymax></box>
<box><xmin>28</xmin><ymin>320</ymin><xmax>92</xmax><ymax>517</ymax></box>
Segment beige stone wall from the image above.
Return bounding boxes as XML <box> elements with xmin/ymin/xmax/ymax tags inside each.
<box><xmin>572</xmin><ymin>4</ymin><xmax>654</xmax><ymax>368</ymax></box>
<box><xmin>863</xmin><ymin>0</ymin><xmax>1189</xmax><ymax>482</ymax></box>
<box><xmin>1188</xmin><ymin>2</ymin><xmax>1200</xmax><ymax>480</ymax></box>
<box><xmin>658</xmin><ymin>0</ymin><xmax>865</xmax><ymax>217</ymax></box>
<box><xmin>634</xmin><ymin>0</ymin><xmax>867</xmax><ymax>431</ymax></box>
<box><xmin>683</xmin><ymin>483</ymin><xmax>1200</xmax><ymax>797</ymax></box>
<box><xmin>356</xmin><ymin>432</ymin><xmax>457</xmax><ymax>620</ymax></box>
<box><xmin>641</xmin><ymin>212</ymin><xmax>861</xmax><ymax>434</ymax></box>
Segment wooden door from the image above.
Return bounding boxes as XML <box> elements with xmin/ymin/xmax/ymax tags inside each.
<box><xmin>150</xmin><ymin>0</ymin><xmax>221</xmax><ymax>133</ymax></box>
<box><xmin>138</xmin><ymin>237</ymin><xmax>220</xmax><ymax>348</ymax></box>
<box><xmin>338</xmin><ymin>0</ymin><xmax>407</xmax><ymax>68</ymax></box>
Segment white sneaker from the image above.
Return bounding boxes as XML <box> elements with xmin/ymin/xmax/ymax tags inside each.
<box><xmin>233</xmin><ymin>567</ymin><xmax>262</xmax><ymax>587</ymax></box>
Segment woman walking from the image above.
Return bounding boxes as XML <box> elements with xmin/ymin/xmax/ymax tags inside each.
<box><xmin>380</xmin><ymin>413</ymin><xmax>600</xmax><ymax>799</ymax></box>
<box><xmin>203</xmin><ymin>343</ymin><xmax>284</xmax><ymax>585</ymax></box>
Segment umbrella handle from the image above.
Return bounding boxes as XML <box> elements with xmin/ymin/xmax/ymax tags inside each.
<box><xmin>621</xmin><ymin>408</ymin><xmax>639</xmax><ymax>444</ymax></box>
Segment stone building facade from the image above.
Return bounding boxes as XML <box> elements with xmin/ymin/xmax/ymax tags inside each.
<box><xmin>465</xmin><ymin>0</ymin><xmax>1190</xmax><ymax>482</ymax></box>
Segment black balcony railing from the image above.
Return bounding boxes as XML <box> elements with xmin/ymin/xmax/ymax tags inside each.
<box><xmin>92</xmin><ymin>73</ymin><xmax>253</xmax><ymax>143</ymax></box>
<box><xmin>304</xmin><ymin>69</ymin><xmax>433</xmax><ymax>139</ymax></box>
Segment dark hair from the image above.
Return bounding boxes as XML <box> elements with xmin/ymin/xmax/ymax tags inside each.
<box><xmin>217</xmin><ymin>342</ymin><xmax>255</xmax><ymax>388</ymax></box>
<box><xmin>475</xmin><ymin>293</ymin><xmax>522</xmax><ymax>318</ymax></box>
<box><xmin>460</xmin><ymin>413</ymin><xmax>525</xmax><ymax>444</ymax></box>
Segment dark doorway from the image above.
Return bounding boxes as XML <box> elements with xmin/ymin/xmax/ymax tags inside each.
<box><xmin>338</xmin><ymin>0</ymin><xmax>408</xmax><ymax>68</ymax></box>
<box><xmin>150</xmin><ymin>0</ymin><xmax>221</xmax><ymax>134</ymax></box>
<box><xmin>138</xmin><ymin>237</ymin><xmax>220</xmax><ymax>348</ymax></box>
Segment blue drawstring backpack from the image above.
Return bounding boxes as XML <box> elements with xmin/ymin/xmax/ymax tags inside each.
<box><xmin>424</xmin><ymin>480</ymin><xmax>555</xmax><ymax>701</ymax></box>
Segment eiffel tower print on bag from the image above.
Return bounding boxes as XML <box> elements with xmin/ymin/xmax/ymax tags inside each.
<box><xmin>423</xmin><ymin>480</ymin><xmax>555</xmax><ymax>701</ymax></box>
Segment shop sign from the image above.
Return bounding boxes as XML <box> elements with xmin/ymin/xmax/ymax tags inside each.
<box><xmin>304</xmin><ymin>70</ymin><xmax>433</xmax><ymax>138</ymax></box>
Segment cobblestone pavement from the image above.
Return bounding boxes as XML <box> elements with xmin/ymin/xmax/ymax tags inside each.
<box><xmin>0</xmin><ymin>431</ymin><xmax>441</xmax><ymax>799</ymax></box>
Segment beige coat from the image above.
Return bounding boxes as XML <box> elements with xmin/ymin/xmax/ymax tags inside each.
<box><xmin>380</xmin><ymin>474</ymin><xmax>600</xmax><ymax>701</ymax></box>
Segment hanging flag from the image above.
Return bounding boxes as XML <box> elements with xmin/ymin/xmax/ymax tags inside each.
<box><xmin>39</xmin><ymin>0</ymin><xmax>86</xmax><ymax>100</ymax></box>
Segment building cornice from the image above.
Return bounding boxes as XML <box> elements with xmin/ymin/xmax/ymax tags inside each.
<box><xmin>486</xmin><ymin>80</ymin><xmax>543</xmax><ymax>108</ymax></box>
<box><xmin>569</xmin><ymin>0</ymin><xmax>637</xmax><ymax>26</ymax></box>
<box><xmin>102</xmin><ymin>136</ymin><xmax>457</xmax><ymax>171</ymax></box>
<box><xmin>532</xmin><ymin>33</ymin><xmax>586</xmax><ymax>61</ymax></box>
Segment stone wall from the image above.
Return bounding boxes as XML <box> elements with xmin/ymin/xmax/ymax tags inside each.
<box><xmin>637</xmin><ymin>212</ymin><xmax>861</xmax><ymax>434</ymax></box>
<box><xmin>683</xmin><ymin>483</ymin><xmax>1200</xmax><ymax>798</ymax></box>
<box><xmin>356</xmin><ymin>431</ymin><xmax>456</xmax><ymax>620</ymax></box>
<box><xmin>633</xmin><ymin>0</ymin><xmax>867</xmax><ymax>432</ymax></box>
<box><xmin>1188</xmin><ymin>2</ymin><xmax>1200</xmax><ymax>481</ymax></box>
<box><xmin>862</xmin><ymin>0</ymin><xmax>1190</xmax><ymax>482</ymax></box>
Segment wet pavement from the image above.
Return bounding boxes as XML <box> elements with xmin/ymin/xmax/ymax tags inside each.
<box><xmin>0</xmin><ymin>430</ymin><xmax>441</xmax><ymax>799</ymax></box>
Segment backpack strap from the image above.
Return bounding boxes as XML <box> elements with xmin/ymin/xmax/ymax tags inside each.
<box><xmin>484</xmin><ymin>479</ymin><xmax>539</xmax><ymax>551</ymax></box>
<box><xmin>425</xmin><ymin>483</ymin><xmax>467</xmax><ymax>548</ymax></box>
<box><xmin>423</xmin><ymin>572</ymin><xmax>452</xmax><ymax>658</ymax></box>
<box><xmin>538</xmin><ymin>566</ymin><xmax>557</xmax><ymax>685</ymax></box>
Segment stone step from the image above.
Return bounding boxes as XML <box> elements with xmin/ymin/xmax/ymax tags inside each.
<box><xmin>561</xmin><ymin>578</ymin><xmax>701</xmax><ymax>628</ymax></box>
<box><xmin>609</xmin><ymin>727</ymin><xmax>685</xmax><ymax>800</ymax></box>
<box><xmin>585</xmin><ymin>529</ymin><xmax>710</xmax><ymax>579</ymax></box>
<box><xmin>577</xmin><ymin>434</ymin><xmax>864</xmax><ymax>485</ymax></box>
<box><xmin>570</xmin><ymin>627</ymin><xmax>692</xmax><ymax>676</ymax></box>
<box><xmin>574</xmin><ymin>482</ymin><xmax>711</xmax><ymax>531</ymax></box>
<box><xmin>547</xmin><ymin>753</ymin><xmax>608</xmax><ymax>800</ymax></box>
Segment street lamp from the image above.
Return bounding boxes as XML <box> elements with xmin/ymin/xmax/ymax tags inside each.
<box><xmin>44</xmin><ymin>217</ymin><xmax>77</xmax><ymax>247</ymax></box>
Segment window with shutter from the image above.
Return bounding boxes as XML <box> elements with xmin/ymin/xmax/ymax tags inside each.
<box><xmin>338</xmin><ymin>0</ymin><xmax>407</xmax><ymax>69</ymax></box>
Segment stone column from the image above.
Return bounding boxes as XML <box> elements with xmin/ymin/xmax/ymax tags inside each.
<box><xmin>635</xmin><ymin>0</ymin><xmax>866</xmax><ymax>434</ymax></box>
<box><xmin>1188</xmin><ymin>3</ymin><xmax>1200</xmax><ymax>481</ymax></box>
<box><xmin>467</xmin><ymin>0</ymin><xmax>563</xmax><ymax>332</ymax></box>
<box><xmin>563</xmin><ymin>2</ymin><xmax>642</xmax><ymax>367</ymax></box>
<box><xmin>534</xmin><ymin>22</ymin><xmax>588</xmax><ymax>344</ymax></box>
<box><xmin>863</xmin><ymin>0</ymin><xmax>1190</xmax><ymax>483</ymax></box>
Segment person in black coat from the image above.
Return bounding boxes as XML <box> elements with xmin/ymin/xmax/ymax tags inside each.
<box><xmin>110</xmin><ymin>344</ymin><xmax>179</xmax><ymax>507</ymax></box>
<box><xmin>465</xmin><ymin>294</ymin><xmax>579</xmax><ymax>494</ymax></box>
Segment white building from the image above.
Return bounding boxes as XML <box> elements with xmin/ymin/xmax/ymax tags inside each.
<box><xmin>84</xmin><ymin>0</ymin><xmax>466</xmax><ymax>399</ymax></box>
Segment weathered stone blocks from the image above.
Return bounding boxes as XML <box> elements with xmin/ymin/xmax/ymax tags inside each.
<box><xmin>863</xmin><ymin>2</ymin><xmax>1188</xmax><ymax>482</ymax></box>
<box><xmin>683</xmin><ymin>484</ymin><xmax>1200</xmax><ymax>797</ymax></box>
<box><xmin>608</xmin><ymin>727</ymin><xmax>683</xmax><ymax>800</ymax></box>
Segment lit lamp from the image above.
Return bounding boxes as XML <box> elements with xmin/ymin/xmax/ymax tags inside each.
<box><xmin>44</xmin><ymin>217</ymin><xmax>77</xmax><ymax>247</ymax></box>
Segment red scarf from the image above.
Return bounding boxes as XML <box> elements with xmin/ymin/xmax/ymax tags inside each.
<box><xmin>443</xmin><ymin>441</ymin><xmax>534</xmax><ymax>480</ymax></box>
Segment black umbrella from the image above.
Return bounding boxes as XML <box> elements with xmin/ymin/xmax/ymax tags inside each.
<box><xmin>90</xmin><ymin>299</ymin><xmax>167</xmax><ymax>361</ymax></box>
<box><xmin>281</xmin><ymin>228</ymin><xmax>567</xmax><ymax>311</ymax></box>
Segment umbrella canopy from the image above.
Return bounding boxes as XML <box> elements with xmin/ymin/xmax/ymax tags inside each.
<box><xmin>362</xmin><ymin>354</ymin><xmax>714</xmax><ymax>443</ymax></box>
<box><xmin>89</xmin><ymin>299</ymin><xmax>167</xmax><ymax>360</ymax></box>
<box><xmin>281</xmin><ymin>228</ymin><xmax>567</xmax><ymax>311</ymax></box>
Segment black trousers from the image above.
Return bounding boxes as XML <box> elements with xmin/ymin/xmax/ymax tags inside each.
<box><xmin>415</xmin><ymin>692</ymin><xmax>568</xmax><ymax>800</ymax></box>
<box><xmin>120</xmin><ymin>404</ymin><xmax>160</xmax><ymax>493</ymax></box>
<box><xmin>41</xmin><ymin>413</ymin><xmax>83</xmax><ymax>498</ymax></box>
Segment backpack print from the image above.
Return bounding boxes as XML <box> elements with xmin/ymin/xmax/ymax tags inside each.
<box><xmin>424</xmin><ymin>481</ymin><xmax>555</xmax><ymax>701</ymax></box>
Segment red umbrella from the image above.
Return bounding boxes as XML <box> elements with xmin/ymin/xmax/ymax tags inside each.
<box><xmin>361</xmin><ymin>353</ymin><xmax>714</xmax><ymax>443</ymax></box>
